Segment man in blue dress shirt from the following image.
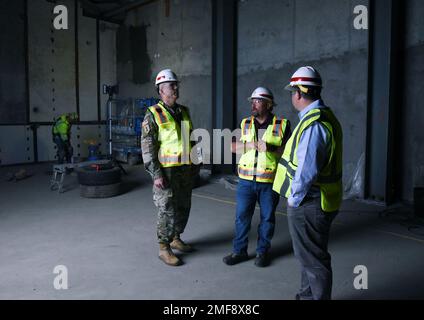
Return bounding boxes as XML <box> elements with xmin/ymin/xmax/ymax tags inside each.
<box><xmin>273</xmin><ymin>66</ymin><xmax>343</xmax><ymax>300</ymax></box>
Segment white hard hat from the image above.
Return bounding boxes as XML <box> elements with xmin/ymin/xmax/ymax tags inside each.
<box><xmin>155</xmin><ymin>69</ymin><xmax>179</xmax><ymax>87</ymax></box>
<box><xmin>285</xmin><ymin>66</ymin><xmax>322</xmax><ymax>92</ymax></box>
<box><xmin>248</xmin><ymin>87</ymin><xmax>276</xmax><ymax>106</ymax></box>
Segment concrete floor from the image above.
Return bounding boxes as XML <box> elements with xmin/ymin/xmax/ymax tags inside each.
<box><xmin>1</xmin><ymin>163</ymin><xmax>424</xmax><ymax>300</ymax></box>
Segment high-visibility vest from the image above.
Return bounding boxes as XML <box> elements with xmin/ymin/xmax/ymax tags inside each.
<box><xmin>238</xmin><ymin>115</ymin><xmax>288</xmax><ymax>183</ymax></box>
<box><xmin>272</xmin><ymin>107</ymin><xmax>343</xmax><ymax>212</ymax></box>
<box><xmin>52</xmin><ymin>115</ymin><xmax>70</xmax><ymax>141</ymax></box>
<box><xmin>148</xmin><ymin>101</ymin><xmax>193</xmax><ymax>168</ymax></box>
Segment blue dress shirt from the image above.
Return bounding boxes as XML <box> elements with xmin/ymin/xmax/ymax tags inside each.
<box><xmin>288</xmin><ymin>100</ymin><xmax>331</xmax><ymax>207</ymax></box>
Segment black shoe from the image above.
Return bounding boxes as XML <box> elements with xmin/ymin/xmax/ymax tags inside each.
<box><xmin>254</xmin><ymin>253</ymin><xmax>270</xmax><ymax>267</ymax></box>
<box><xmin>223</xmin><ymin>253</ymin><xmax>248</xmax><ymax>266</ymax></box>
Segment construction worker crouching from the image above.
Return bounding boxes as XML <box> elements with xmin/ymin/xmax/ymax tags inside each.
<box><xmin>141</xmin><ymin>69</ymin><xmax>198</xmax><ymax>267</ymax></box>
<box><xmin>52</xmin><ymin>112</ymin><xmax>78</xmax><ymax>164</ymax></box>
<box><xmin>223</xmin><ymin>87</ymin><xmax>291</xmax><ymax>267</ymax></box>
<box><xmin>273</xmin><ymin>66</ymin><xmax>343</xmax><ymax>300</ymax></box>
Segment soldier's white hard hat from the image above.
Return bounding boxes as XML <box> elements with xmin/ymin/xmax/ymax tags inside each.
<box><xmin>155</xmin><ymin>69</ymin><xmax>179</xmax><ymax>87</ymax></box>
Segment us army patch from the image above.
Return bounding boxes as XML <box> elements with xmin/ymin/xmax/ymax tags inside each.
<box><xmin>142</xmin><ymin>120</ymin><xmax>150</xmax><ymax>134</ymax></box>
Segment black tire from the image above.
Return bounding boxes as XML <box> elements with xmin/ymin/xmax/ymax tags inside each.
<box><xmin>76</xmin><ymin>166</ymin><xmax>121</xmax><ymax>186</ymax></box>
<box><xmin>80</xmin><ymin>183</ymin><xmax>121</xmax><ymax>198</ymax></box>
<box><xmin>81</xmin><ymin>162</ymin><xmax>114</xmax><ymax>171</ymax></box>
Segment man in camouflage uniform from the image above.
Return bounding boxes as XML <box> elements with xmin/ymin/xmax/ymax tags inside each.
<box><xmin>141</xmin><ymin>69</ymin><xmax>199</xmax><ymax>266</ymax></box>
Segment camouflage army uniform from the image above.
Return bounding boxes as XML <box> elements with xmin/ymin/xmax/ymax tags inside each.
<box><xmin>141</xmin><ymin>102</ymin><xmax>198</xmax><ymax>244</ymax></box>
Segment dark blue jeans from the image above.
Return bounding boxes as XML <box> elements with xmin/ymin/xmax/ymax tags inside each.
<box><xmin>287</xmin><ymin>198</ymin><xmax>338</xmax><ymax>300</ymax></box>
<box><xmin>233</xmin><ymin>179</ymin><xmax>280</xmax><ymax>255</ymax></box>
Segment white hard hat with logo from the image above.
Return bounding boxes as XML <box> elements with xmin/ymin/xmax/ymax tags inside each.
<box><xmin>285</xmin><ymin>66</ymin><xmax>322</xmax><ymax>94</ymax></box>
<box><xmin>155</xmin><ymin>69</ymin><xmax>179</xmax><ymax>87</ymax></box>
<box><xmin>248</xmin><ymin>87</ymin><xmax>277</xmax><ymax>106</ymax></box>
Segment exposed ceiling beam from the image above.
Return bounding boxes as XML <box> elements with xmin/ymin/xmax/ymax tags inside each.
<box><xmin>79</xmin><ymin>0</ymin><xmax>102</xmax><ymax>15</ymax></box>
<box><xmin>102</xmin><ymin>0</ymin><xmax>157</xmax><ymax>18</ymax></box>
<box><xmin>88</xmin><ymin>0</ymin><xmax>119</xmax><ymax>3</ymax></box>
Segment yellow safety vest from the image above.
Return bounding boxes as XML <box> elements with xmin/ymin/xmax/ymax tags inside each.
<box><xmin>52</xmin><ymin>115</ymin><xmax>70</xmax><ymax>141</ymax></box>
<box><xmin>238</xmin><ymin>115</ymin><xmax>288</xmax><ymax>183</ymax></box>
<box><xmin>148</xmin><ymin>101</ymin><xmax>193</xmax><ymax>168</ymax></box>
<box><xmin>272</xmin><ymin>107</ymin><xmax>343</xmax><ymax>212</ymax></box>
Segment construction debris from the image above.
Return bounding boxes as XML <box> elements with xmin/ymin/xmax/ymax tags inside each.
<box><xmin>5</xmin><ymin>169</ymin><xmax>31</xmax><ymax>182</ymax></box>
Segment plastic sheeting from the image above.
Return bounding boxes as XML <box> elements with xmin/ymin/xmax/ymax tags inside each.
<box><xmin>344</xmin><ymin>153</ymin><xmax>365</xmax><ymax>200</ymax></box>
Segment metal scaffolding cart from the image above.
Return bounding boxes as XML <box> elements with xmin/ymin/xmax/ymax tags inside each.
<box><xmin>108</xmin><ymin>97</ymin><xmax>159</xmax><ymax>165</ymax></box>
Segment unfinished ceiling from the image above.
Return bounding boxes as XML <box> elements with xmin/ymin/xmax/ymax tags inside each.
<box><xmin>79</xmin><ymin>0</ymin><xmax>157</xmax><ymax>23</ymax></box>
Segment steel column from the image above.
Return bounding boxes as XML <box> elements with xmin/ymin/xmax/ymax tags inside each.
<box><xmin>366</xmin><ymin>0</ymin><xmax>404</xmax><ymax>204</ymax></box>
<box><xmin>212</xmin><ymin>0</ymin><xmax>237</xmax><ymax>174</ymax></box>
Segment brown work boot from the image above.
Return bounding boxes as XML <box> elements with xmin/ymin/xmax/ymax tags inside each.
<box><xmin>170</xmin><ymin>237</ymin><xmax>193</xmax><ymax>253</ymax></box>
<box><xmin>158</xmin><ymin>243</ymin><xmax>181</xmax><ymax>266</ymax></box>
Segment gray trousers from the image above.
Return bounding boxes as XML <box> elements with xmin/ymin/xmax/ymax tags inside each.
<box><xmin>287</xmin><ymin>197</ymin><xmax>338</xmax><ymax>300</ymax></box>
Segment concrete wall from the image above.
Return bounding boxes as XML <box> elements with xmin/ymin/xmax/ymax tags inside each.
<box><xmin>117</xmin><ymin>0</ymin><xmax>371</xmax><ymax>195</ymax></box>
<box><xmin>78</xmin><ymin>11</ymin><xmax>98</xmax><ymax>122</ymax></box>
<box><xmin>0</xmin><ymin>0</ymin><xmax>27</xmax><ymax>123</ymax></box>
<box><xmin>100</xmin><ymin>21</ymin><xmax>118</xmax><ymax>121</ymax></box>
<box><xmin>28</xmin><ymin>0</ymin><xmax>77</xmax><ymax>122</ymax></box>
<box><xmin>237</xmin><ymin>0</ymin><xmax>369</xmax><ymax>193</ymax></box>
<box><xmin>401</xmin><ymin>0</ymin><xmax>424</xmax><ymax>201</ymax></box>
<box><xmin>117</xmin><ymin>0</ymin><xmax>212</xmax><ymax>132</ymax></box>
<box><xmin>0</xmin><ymin>126</ymin><xmax>33</xmax><ymax>165</ymax></box>
<box><xmin>0</xmin><ymin>0</ymin><xmax>116</xmax><ymax>165</ymax></box>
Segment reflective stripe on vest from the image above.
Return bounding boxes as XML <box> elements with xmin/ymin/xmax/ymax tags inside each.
<box><xmin>273</xmin><ymin>119</ymin><xmax>283</xmax><ymax>136</ymax></box>
<box><xmin>272</xmin><ymin>107</ymin><xmax>343</xmax><ymax>212</ymax></box>
<box><xmin>148</xmin><ymin>101</ymin><xmax>192</xmax><ymax>168</ymax></box>
<box><xmin>153</xmin><ymin>107</ymin><xmax>168</xmax><ymax>125</ymax></box>
<box><xmin>238</xmin><ymin>115</ymin><xmax>287</xmax><ymax>183</ymax></box>
<box><xmin>238</xmin><ymin>168</ymin><xmax>276</xmax><ymax>181</ymax></box>
<box><xmin>243</xmin><ymin>117</ymin><xmax>254</xmax><ymax>136</ymax></box>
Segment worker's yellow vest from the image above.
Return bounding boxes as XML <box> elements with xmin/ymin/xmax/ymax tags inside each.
<box><xmin>148</xmin><ymin>101</ymin><xmax>192</xmax><ymax>168</ymax></box>
<box><xmin>238</xmin><ymin>116</ymin><xmax>288</xmax><ymax>183</ymax></box>
<box><xmin>52</xmin><ymin>115</ymin><xmax>70</xmax><ymax>140</ymax></box>
<box><xmin>272</xmin><ymin>107</ymin><xmax>343</xmax><ymax>212</ymax></box>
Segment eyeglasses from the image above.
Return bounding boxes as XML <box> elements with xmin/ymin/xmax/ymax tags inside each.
<box><xmin>162</xmin><ymin>82</ymin><xmax>179</xmax><ymax>89</ymax></box>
